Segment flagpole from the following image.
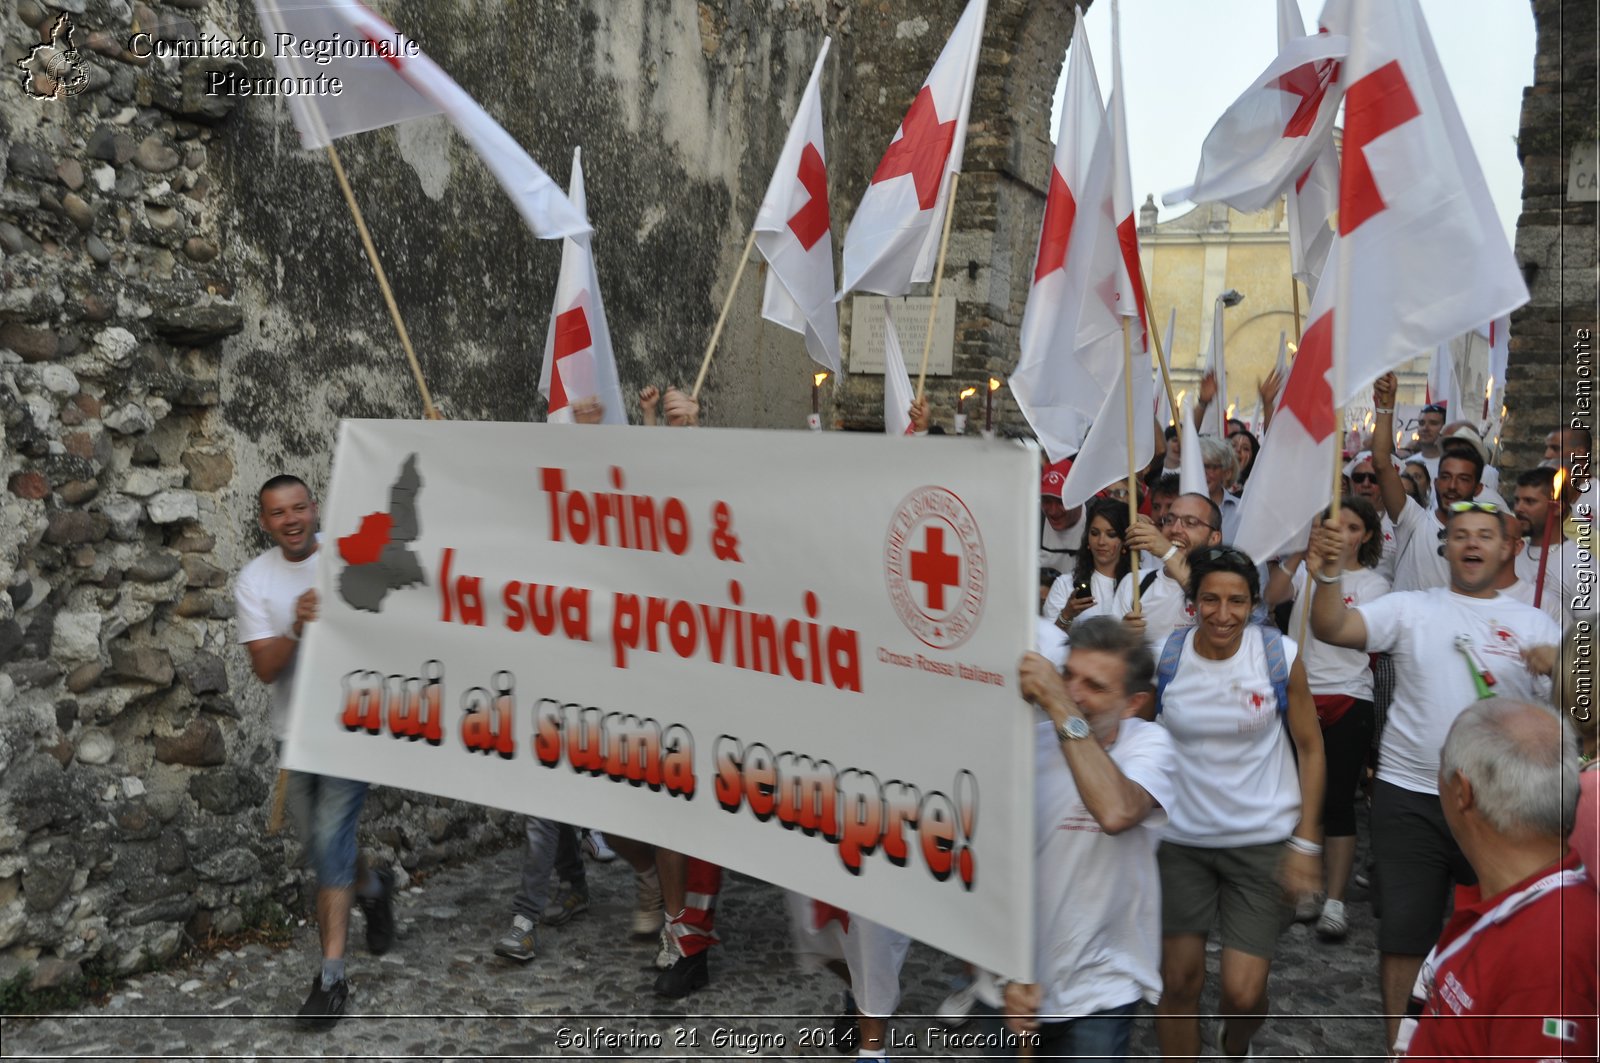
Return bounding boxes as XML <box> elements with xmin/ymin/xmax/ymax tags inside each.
<box><xmin>1291</xmin><ymin>277</ymin><xmax>1304</xmax><ymax>344</ymax></box>
<box><xmin>916</xmin><ymin>171</ymin><xmax>962</xmax><ymax>399</ymax></box>
<box><xmin>1122</xmin><ymin>317</ymin><xmax>1142</xmax><ymax>613</ymax></box>
<box><xmin>324</xmin><ymin>144</ymin><xmax>440</xmax><ymax>421</ymax></box>
<box><xmin>691</xmin><ymin>228</ymin><xmax>758</xmax><ymax>401</ymax></box>
<box><xmin>1140</xmin><ymin>273</ymin><xmax>1181</xmax><ymax>424</ymax></box>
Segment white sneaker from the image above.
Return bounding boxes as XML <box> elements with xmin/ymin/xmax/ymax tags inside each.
<box><xmin>654</xmin><ymin>922</ymin><xmax>682</xmax><ymax>970</ymax></box>
<box><xmin>632</xmin><ymin>867</ymin><xmax>664</xmax><ymax>937</ymax></box>
<box><xmin>583</xmin><ymin>830</ymin><xmax>617</xmax><ymax>862</ymax></box>
<box><xmin>935</xmin><ymin>977</ymin><xmax>977</xmax><ymax>1027</ymax></box>
<box><xmin>1316</xmin><ymin>898</ymin><xmax>1349</xmax><ymax>941</ymax></box>
<box><xmin>1211</xmin><ymin>1017</ymin><xmax>1255</xmax><ymax>1060</ymax></box>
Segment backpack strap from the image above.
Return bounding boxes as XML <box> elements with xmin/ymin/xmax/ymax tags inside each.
<box><xmin>1258</xmin><ymin>624</ymin><xmax>1291</xmax><ymax>716</ymax></box>
<box><xmin>1153</xmin><ymin>628</ymin><xmax>1189</xmax><ymax>717</ymax></box>
<box><xmin>1139</xmin><ymin>568</ymin><xmax>1160</xmax><ymax>596</ymax></box>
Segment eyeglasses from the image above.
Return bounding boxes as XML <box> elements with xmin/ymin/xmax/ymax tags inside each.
<box><xmin>1350</xmin><ymin>472</ymin><xmax>1379</xmax><ymax>485</ymax></box>
<box><xmin>1448</xmin><ymin>501</ymin><xmax>1501</xmax><ymax>515</ymax></box>
<box><xmin>1196</xmin><ymin>547</ymin><xmax>1253</xmax><ymax>565</ymax></box>
<box><xmin>1159</xmin><ymin>514</ymin><xmax>1219</xmax><ymax>531</ymax></box>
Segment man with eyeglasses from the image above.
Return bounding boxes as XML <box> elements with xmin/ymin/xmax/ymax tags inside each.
<box><xmin>1307</xmin><ymin>500</ymin><xmax>1561</xmax><ymax>1050</ymax></box>
<box><xmin>1371</xmin><ymin>374</ymin><xmax>1488</xmax><ymax>592</ymax></box>
<box><xmin>1113</xmin><ymin>493</ymin><xmax>1223</xmax><ymax>654</ymax></box>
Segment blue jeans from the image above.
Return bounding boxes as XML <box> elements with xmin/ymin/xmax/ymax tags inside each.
<box><xmin>284</xmin><ymin>771</ymin><xmax>368</xmax><ymax>889</ymax></box>
<box><xmin>511</xmin><ymin>817</ymin><xmax>586</xmax><ymax>921</ymax></box>
<box><xmin>975</xmin><ymin>999</ymin><xmax>1139</xmax><ymax>1062</ymax></box>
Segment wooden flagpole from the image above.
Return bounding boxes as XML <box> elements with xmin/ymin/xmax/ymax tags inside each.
<box><xmin>1139</xmin><ymin>272</ymin><xmax>1180</xmax><ymax>424</ymax></box>
<box><xmin>1122</xmin><ymin>317</ymin><xmax>1142</xmax><ymax>614</ymax></box>
<box><xmin>916</xmin><ymin>171</ymin><xmax>962</xmax><ymax>399</ymax></box>
<box><xmin>1291</xmin><ymin>276</ymin><xmax>1304</xmax><ymax>344</ymax></box>
<box><xmin>692</xmin><ymin>228</ymin><xmax>758</xmax><ymax>400</ymax></box>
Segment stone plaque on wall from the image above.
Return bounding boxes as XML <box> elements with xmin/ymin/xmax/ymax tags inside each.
<box><xmin>1568</xmin><ymin>142</ymin><xmax>1599</xmax><ymax>202</ymax></box>
<box><xmin>847</xmin><ymin>295</ymin><xmax>956</xmax><ymax>376</ymax></box>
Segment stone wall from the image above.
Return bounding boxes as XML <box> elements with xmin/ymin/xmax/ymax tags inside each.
<box><xmin>1507</xmin><ymin>0</ymin><xmax>1597</xmax><ymax>472</ymax></box>
<box><xmin>0</xmin><ymin>0</ymin><xmax>1080</xmax><ymax>989</ymax></box>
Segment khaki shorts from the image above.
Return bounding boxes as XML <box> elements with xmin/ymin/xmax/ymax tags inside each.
<box><xmin>1158</xmin><ymin>839</ymin><xmax>1293</xmax><ymax>959</ymax></box>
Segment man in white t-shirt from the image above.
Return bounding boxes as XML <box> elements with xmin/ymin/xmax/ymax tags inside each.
<box><xmin>1398</xmin><ymin>401</ymin><xmax>1446</xmax><ymax>481</ymax></box>
<box><xmin>1370</xmin><ymin>374</ymin><xmax>1489</xmax><ymax>592</ymax></box>
<box><xmin>234</xmin><ymin>475</ymin><xmax>393</xmax><ymax>1030</ymax></box>
<box><xmin>1512</xmin><ymin>466</ymin><xmax>1591</xmax><ymax>627</ymax></box>
<box><xmin>1307</xmin><ymin>503</ymin><xmax>1561</xmax><ymax>1048</ymax></box>
<box><xmin>976</xmin><ymin>618</ymin><xmax>1176</xmax><ymax>1061</ymax></box>
<box><xmin>1115</xmin><ymin>493</ymin><xmax>1222</xmax><ymax>654</ymax></box>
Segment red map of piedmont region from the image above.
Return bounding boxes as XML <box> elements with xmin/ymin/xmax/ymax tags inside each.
<box><xmin>338</xmin><ymin>512</ymin><xmax>394</xmax><ymax>565</ymax></box>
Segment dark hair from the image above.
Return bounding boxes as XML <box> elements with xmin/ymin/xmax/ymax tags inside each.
<box><xmin>1164</xmin><ymin>424</ymin><xmax>1180</xmax><ymax>441</ymax></box>
<box><xmin>1437</xmin><ymin>446</ymin><xmax>1485</xmax><ymax>485</ymax></box>
<box><xmin>1185</xmin><ymin>545</ymin><xmax>1259</xmax><ymax>604</ymax></box>
<box><xmin>1229</xmin><ymin>427</ymin><xmax>1261</xmax><ymax>485</ymax></box>
<box><xmin>1071</xmin><ymin>499</ymin><xmax>1133</xmax><ymax>589</ymax></box>
<box><xmin>1150</xmin><ymin>472</ymin><xmax>1181</xmax><ymax>500</ymax></box>
<box><xmin>1065</xmin><ymin>616</ymin><xmax>1155</xmax><ymax>699</ymax></box>
<box><xmin>1324</xmin><ymin>495</ymin><xmax>1384</xmax><ymax>569</ymax></box>
<box><xmin>258</xmin><ymin>474</ymin><xmax>310</xmax><ymax>508</ymax></box>
<box><xmin>1516</xmin><ymin>466</ymin><xmax>1559</xmax><ymax>493</ymax></box>
<box><xmin>1420</xmin><ymin>403</ymin><xmax>1447</xmax><ymax>418</ymax></box>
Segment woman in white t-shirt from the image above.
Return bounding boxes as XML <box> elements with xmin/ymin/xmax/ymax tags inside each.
<box><xmin>1154</xmin><ymin>548</ymin><xmax>1325</xmax><ymax>1063</ymax></box>
<box><xmin>1044</xmin><ymin>498</ymin><xmax>1133</xmax><ymax>631</ymax></box>
<box><xmin>1267</xmin><ymin>497</ymin><xmax>1390</xmax><ymax>944</ymax></box>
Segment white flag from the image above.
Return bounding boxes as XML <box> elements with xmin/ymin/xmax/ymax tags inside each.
<box><xmin>537</xmin><ymin>150</ymin><xmax>625</xmax><ymax>425</ymax></box>
<box><xmin>1323</xmin><ymin>0</ymin><xmax>1528</xmax><ymax>406</ymax></box>
<box><xmin>839</xmin><ymin>0</ymin><xmax>986</xmax><ymax>296</ymax></box>
<box><xmin>1233</xmin><ymin>258</ymin><xmax>1339</xmax><ymax>562</ymax></box>
<box><xmin>1057</xmin><ymin>332</ymin><xmax>1154</xmax><ymax>509</ymax></box>
<box><xmin>1178</xmin><ymin>396</ymin><xmax>1208</xmax><ymax>498</ymax></box>
<box><xmin>1281</xmin><ymin>0</ymin><xmax>1339</xmax><ymax>298</ymax></box>
<box><xmin>1163</xmin><ymin>26</ymin><xmax>1347</xmax><ymax>212</ymax></box>
<box><xmin>754</xmin><ymin>39</ymin><xmax>841</xmax><ymax>374</ymax></box>
<box><xmin>881</xmin><ymin>301</ymin><xmax>916</xmax><ymax>436</ymax></box>
<box><xmin>1199</xmin><ymin>306</ymin><xmax>1231</xmax><ymax>437</ymax></box>
<box><xmin>255</xmin><ymin>0</ymin><xmax>588</xmax><ymax>240</ymax></box>
<box><xmin>1108</xmin><ymin>0</ymin><xmax>1149</xmax><ymax>346</ymax></box>
<box><xmin>1153</xmin><ymin>307</ymin><xmax>1177</xmax><ymax>428</ymax></box>
<box><xmin>1011</xmin><ymin>7</ymin><xmax>1121</xmax><ymax>460</ymax></box>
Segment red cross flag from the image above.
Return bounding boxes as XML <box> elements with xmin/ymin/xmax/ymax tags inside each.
<box><xmin>1323</xmin><ymin>0</ymin><xmax>1528</xmax><ymax>406</ymax></box>
<box><xmin>254</xmin><ymin>0</ymin><xmax>588</xmax><ymax>240</ymax></box>
<box><xmin>537</xmin><ymin>150</ymin><xmax>626</xmax><ymax>425</ymax></box>
<box><xmin>1281</xmin><ymin>0</ymin><xmax>1339</xmax><ymax>299</ymax></box>
<box><xmin>754</xmin><ymin>39</ymin><xmax>841</xmax><ymax>374</ymax></box>
<box><xmin>1011</xmin><ymin>7</ymin><xmax>1122</xmax><ymax>460</ymax></box>
<box><xmin>839</xmin><ymin>0</ymin><xmax>986</xmax><ymax>297</ymax></box>
<box><xmin>1162</xmin><ymin>8</ymin><xmax>1347</xmax><ymax>214</ymax></box>
<box><xmin>1108</xmin><ymin>0</ymin><xmax>1149</xmax><ymax>347</ymax></box>
<box><xmin>1232</xmin><ymin>255</ymin><xmax>1339</xmax><ymax>563</ymax></box>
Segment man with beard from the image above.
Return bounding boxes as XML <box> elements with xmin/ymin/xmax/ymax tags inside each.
<box><xmin>1371</xmin><ymin>374</ymin><xmax>1488</xmax><ymax>592</ymax></box>
<box><xmin>1308</xmin><ymin>502</ymin><xmax>1560</xmax><ymax>1050</ymax></box>
<box><xmin>1113</xmin><ymin>493</ymin><xmax>1223</xmax><ymax>654</ymax></box>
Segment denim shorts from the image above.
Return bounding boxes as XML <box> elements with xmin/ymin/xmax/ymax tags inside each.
<box><xmin>284</xmin><ymin>770</ymin><xmax>368</xmax><ymax>888</ymax></box>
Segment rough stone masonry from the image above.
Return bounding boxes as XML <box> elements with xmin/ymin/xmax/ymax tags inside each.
<box><xmin>0</xmin><ymin>0</ymin><xmax>1591</xmax><ymax>998</ymax></box>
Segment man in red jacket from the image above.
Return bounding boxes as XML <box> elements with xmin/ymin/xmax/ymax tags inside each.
<box><xmin>1396</xmin><ymin>697</ymin><xmax>1596</xmax><ymax>1060</ymax></box>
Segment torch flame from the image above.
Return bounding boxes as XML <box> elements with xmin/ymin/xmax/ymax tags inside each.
<box><xmin>1484</xmin><ymin>378</ymin><xmax>1492</xmax><ymax>398</ymax></box>
<box><xmin>1286</xmin><ymin>342</ymin><xmax>1298</xmax><ymax>355</ymax></box>
<box><xmin>988</xmin><ymin>378</ymin><xmax>1001</xmax><ymax>392</ymax></box>
<box><xmin>1553</xmin><ymin>468</ymin><xmax>1567</xmax><ymax>500</ymax></box>
<box><xmin>1226</xmin><ymin>402</ymin><xmax>1236</xmax><ymax>419</ymax></box>
<box><xmin>959</xmin><ymin>387</ymin><xmax>977</xmax><ymax>400</ymax></box>
<box><xmin>813</xmin><ymin>372</ymin><xmax>829</xmax><ymax>386</ymax></box>
<box><xmin>1176</xmin><ymin>389</ymin><xmax>1188</xmax><ymax>408</ymax></box>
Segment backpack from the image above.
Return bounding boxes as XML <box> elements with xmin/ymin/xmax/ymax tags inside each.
<box><xmin>1154</xmin><ymin>625</ymin><xmax>1290</xmax><ymax>718</ymax></box>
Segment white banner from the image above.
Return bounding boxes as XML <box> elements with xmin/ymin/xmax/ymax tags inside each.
<box><xmin>285</xmin><ymin>420</ymin><xmax>1038</xmax><ymax>977</ymax></box>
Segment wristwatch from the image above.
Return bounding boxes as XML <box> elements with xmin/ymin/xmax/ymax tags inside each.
<box><xmin>1056</xmin><ymin>716</ymin><xmax>1091</xmax><ymax>742</ymax></box>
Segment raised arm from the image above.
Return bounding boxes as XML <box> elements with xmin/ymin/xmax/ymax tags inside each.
<box><xmin>1369</xmin><ymin>373</ymin><xmax>1409</xmax><ymax>522</ymax></box>
<box><xmin>1306</xmin><ymin>521</ymin><xmax>1370</xmax><ymax>649</ymax></box>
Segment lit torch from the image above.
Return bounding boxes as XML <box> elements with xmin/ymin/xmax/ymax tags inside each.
<box><xmin>809</xmin><ymin>371</ymin><xmax>828</xmax><ymax>431</ymax></box>
<box><xmin>1534</xmin><ymin>468</ymin><xmax>1566</xmax><ymax>609</ymax></box>
<box><xmin>956</xmin><ymin>386</ymin><xmax>977</xmax><ymax>434</ymax></box>
<box><xmin>985</xmin><ymin>377</ymin><xmax>1001</xmax><ymax>435</ymax></box>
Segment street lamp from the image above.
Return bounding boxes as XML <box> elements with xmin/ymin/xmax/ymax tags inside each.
<box><xmin>1207</xmin><ymin>289</ymin><xmax>1245</xmax><ymax>428</ymax></box>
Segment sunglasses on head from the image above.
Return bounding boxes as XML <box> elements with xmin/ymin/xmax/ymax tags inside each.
<box><xmin>1350</xmin><ymin>472</ymin><xmax>1379</xmax><ymax>485</ymax></box>
<box><xmin>1448</xmin><ymin>500</ymin><xmax>1501</xmax><ymax>515</ymax></box>
<box><xmin>1421</xmin><ymin>404</ymin><xmax>1447</xmax><ymax>416</ymax></box>
<box><xmin>1197</xmin><ymin>547</ymin><xmax>1252</xmax><ymax>566</ymax></box>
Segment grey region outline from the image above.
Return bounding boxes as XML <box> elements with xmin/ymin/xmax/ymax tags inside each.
<box><xmin>340</xmin><ymin>453</ymin><xmax>427</xmax><ymax>613</ymax></box>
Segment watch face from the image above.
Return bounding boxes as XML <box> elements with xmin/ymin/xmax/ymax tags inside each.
<box><xmin>1061</xmin><ymin>716</ymin><xmax>1091</xmax><ymax>739</ymax></box>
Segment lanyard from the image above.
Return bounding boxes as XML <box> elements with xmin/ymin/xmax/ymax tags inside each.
<box><xmin>1393</xmin><ymin>866</ymin><xmax>1587</xmax><ymax>1056</ymax></box>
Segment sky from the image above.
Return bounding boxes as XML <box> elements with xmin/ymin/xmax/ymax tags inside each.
<box><xmin>1056</xmin><ymin>0</ymin><xmax>1536</xmax><ymax>239</ymax></box>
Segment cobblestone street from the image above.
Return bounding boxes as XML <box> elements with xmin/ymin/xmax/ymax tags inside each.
<box><xmin>3</xmin><ymin>840</ymin><xmax>1387</xmax><ymax>1060</ymax></box>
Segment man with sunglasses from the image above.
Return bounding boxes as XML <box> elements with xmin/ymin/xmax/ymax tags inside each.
<box><xmin>1343</xmin><ymin>450</ymin><xmax>1399</xmax><ymax>581</ymax></box>
<box><xmin>1371</xmin><ymin>374</ymin><xmax>1488</xmax><ymax>592</ymax></box>
<box><xmin>1307</xmin><ymin>499</ymin><xmax>1560</xmax><ymax>1050</ymax></box>
<box><xmin>1113</xmin><ymin>493</ymin><xmax>1223</xmax><ymax>654</ymax></box>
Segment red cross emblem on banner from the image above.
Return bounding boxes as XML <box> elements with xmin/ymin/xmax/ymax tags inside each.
<box><xmin>910</xmin><ymin>525</ymin><xmax>961</xmax><ymax>612</ymax></box>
